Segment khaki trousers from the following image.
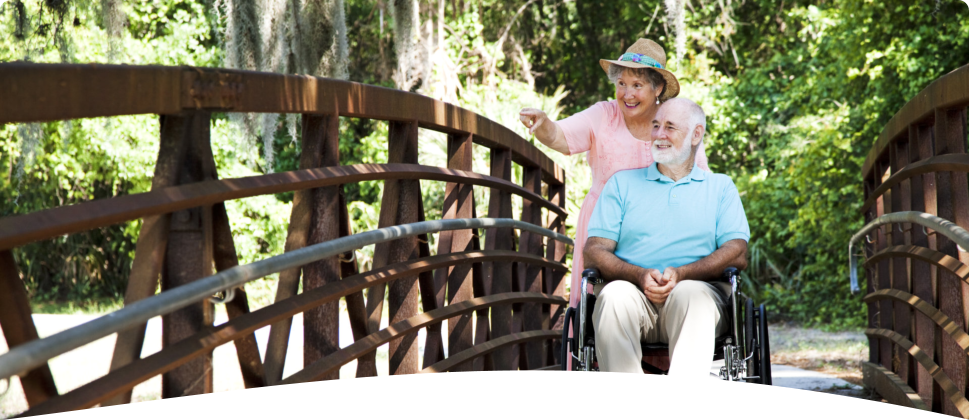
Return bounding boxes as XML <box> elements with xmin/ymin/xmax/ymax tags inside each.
<box><xmin>592</xmin><ymin>280</ymin><xmax>728</xmax><ymax>377</ymax></box>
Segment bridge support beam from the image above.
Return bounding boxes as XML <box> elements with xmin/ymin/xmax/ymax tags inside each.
<box><xmin>933</xmin><ymin>107</ymin><xmax>968</xmax><ymax>416</ymax></box>
<box><xmin>908</xmin><ymin>123</ymin><xmax>938</xmax><ymax>410</ymax></box>
<box><xmin>302</xmin><ymin>113</ymin><xmax>343</xmax><ymax>381</ymax></box>
<box><xmin>546</xmin><ymin>181</ymin><xmax>568</xmax><ymax>365</ymax></box>
<box><xmin>0</xmin><ymin>250</ymin><xmax>59</xmax><ymax>407</ymax></box>
<box><xmin>520</xmin><ymin>166</ymin><xmax>545</xmax><ymax>369</ymax></box>
<box><xmin>366</xmin><ymin>121</ymin><xmax>422</xmax><ymax>376</ymax></box>
<box><xmin>486</xmin><ymin>148</ymin><xmax>516</xmax><ymax>370</ymax></box>
<box><xmin>441</xmin><ymin>132</ymin><xmax>475</xmax><ymax>372</ymax></box>
<box><xmin>160</xmin><ymin>111</ymin><xmax>215</xmax><ymax>399</ymax></box>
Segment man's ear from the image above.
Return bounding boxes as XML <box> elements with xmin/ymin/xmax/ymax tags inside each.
<box><xmin>692</xmin><ymin>125</ymin><xmax>705</xmax><ymax>147</ymax></box>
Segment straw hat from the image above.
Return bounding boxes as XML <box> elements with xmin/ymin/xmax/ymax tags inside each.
<box><xmin>599</xmin><ymin>38</ymin><xmax>680</xmax><ymax>101</ymax></box>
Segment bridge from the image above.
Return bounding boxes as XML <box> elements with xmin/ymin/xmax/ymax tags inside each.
<box><xmin>2</xmin><ymin>61</ymin><xmax>969</xmax><ymax>418</ymax></box>
<box><xmin>0</xmin><ymin>63</ymin><xmax>570</xmax><ymax>416</ymax></box>
<box><xmin>851</xmin><ymin>63</ymin><xmax>969</xmax><ymax>417</ymax></box>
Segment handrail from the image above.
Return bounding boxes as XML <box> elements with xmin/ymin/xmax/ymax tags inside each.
<box><xmin>17</xmin><ymin>251</ymin><xmax>566</xmax><ymax>415</ymax></box>
<box><xmin>0</xmin><ymin>164</ymin><xmax>566</xmax><ymax>251</ymax></box>
<box><xmin>862</xmin><ymin>63</ymin><xmax>969</xmax><ymax>178</ymax></box>
<box><xmin>0</xmin><ymin>218</ymin><xmax>572</xmax><ymax>381</ymax></box>
<box><xmin>859</xmin><ymin>154</ymin><xmax>969</xmax><ymax>214</ymax></box>
<box><xmin>848</xmin><ymin>211</ymin><xmax>969</xmax><ymax>294</ymax></box>
<box><xmin>0</xmin><ymin>63</ymin><xmax>564</xmax><ymax>184</ymax></box>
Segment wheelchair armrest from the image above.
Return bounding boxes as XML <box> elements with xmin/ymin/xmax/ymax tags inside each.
<box><xmin>582</xmin><ymin>268</ymin><xmax>604</xmax><ymax>285</ymax></box>
<box><xmin>721</xmin><ymin>266</ymin><xmax>739</xmax><ymax>280</ymax></box>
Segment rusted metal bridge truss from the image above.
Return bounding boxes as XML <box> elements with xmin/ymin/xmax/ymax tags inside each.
<box><xmin>852</xmin><ymin>63</ymin><xmax>969</xmax><ymax>417</ymax></box>
<box><xmin>0</xmin><ymin>64</ymin><xmax>571</xmax><ymax>416</ymax></box>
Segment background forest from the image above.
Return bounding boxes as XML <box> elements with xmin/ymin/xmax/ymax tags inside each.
<box><xmin>1</xmin><ymin>0</ymin><xmax>968</xmax><ymax>329</ymax></box>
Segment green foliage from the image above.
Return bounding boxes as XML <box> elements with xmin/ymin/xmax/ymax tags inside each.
<box><xmin>4</xmin><ymin>0</ymin><xmax>968</xmax><ymax>329</ymax></box>
<box><xmin>685</xmin><ymin>0</ymin><xmax>969</xmax><ymax>327</ymax></box>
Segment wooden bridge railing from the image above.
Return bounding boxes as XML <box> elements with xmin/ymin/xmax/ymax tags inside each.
<box><xmin>852</xmin><ymin>63</ymin><xmax>969</xmax><ymax>417</ymax></box>
<box><xmin>0</xmin><ymin>63</ymin><xmax>571</xmax><ymax>416</ymax></box>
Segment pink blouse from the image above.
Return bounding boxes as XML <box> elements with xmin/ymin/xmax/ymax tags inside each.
<box><xmin>559</xmin><ymin>100</ymin><xmax>709</xmax><ymax>308</ymax></box>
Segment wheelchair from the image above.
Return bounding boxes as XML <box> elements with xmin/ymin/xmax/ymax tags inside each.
<box><xmin>560</xmin><ymin>267</ymin><xmax>772</xmax><ymax>384</ymax></box>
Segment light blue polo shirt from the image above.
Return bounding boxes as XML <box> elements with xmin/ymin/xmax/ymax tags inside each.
<box><xmin>587</xmin><ymin>163</ymin><xmax>750</xmax><ymax>272</ymax></box>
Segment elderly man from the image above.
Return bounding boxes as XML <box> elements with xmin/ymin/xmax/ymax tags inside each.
<box><xmin>583</xmin><ymin>97</ymin><xmax>749</xmax><ymax>377</ymax></box>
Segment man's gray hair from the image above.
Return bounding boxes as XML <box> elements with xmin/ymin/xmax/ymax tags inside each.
<box><xmin>607</xmin><ymin>64</ymin><xmax>666</xmax><ymax>93</ymax></box>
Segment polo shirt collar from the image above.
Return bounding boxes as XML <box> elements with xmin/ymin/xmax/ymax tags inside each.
<box><xmin>645</xmin><ymin>162</ymin><xmax>707</xmax><ymax>183</ymax></box>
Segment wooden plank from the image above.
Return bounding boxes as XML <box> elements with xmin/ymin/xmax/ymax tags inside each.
<box><xmin>302</xmin><ymin>114</ymin><xmax>342</xmax><ymax>381</ymax></box>
<box><xmin>908</xmin><ymin>124</ymin><xmax>935</xmax><ymax>406</ymax></box>
<box><xmin>862</xmin><ymin>361</ymin><xmax>929</xmax><ymax>411</ymax></box>
<box><xmin>519</xmin><ymin>166</ymin><xmax>545</xmax><ymax>369</ymax></box>
<box><xmin>369</xmin><ymin>121</ymin><xmax>421</xmax><ymax>376</ymax></box>
<box><xmin>339</xmin><ymin>192</ymin><xmax>375</xmax><ymax>378</ymax></box>
<box><xmin>263</xmin><ymin>113</ymin><xmax>330</xmax><ymax>384</ymax></box>
<box><xmin>485</xmin><ymin>148</ymin><xmax>515</xmax><ymax>370</ymax></box>
<box><xmin>874</xmin><ymin>159</ymin><xmax>894</xmax><ymax>371</ymax></box>
<box><xmin>160</xmin><ymin>111</ymin><xmax>213</xmax><ymax>398</ymax></box>
<box><xmin>470</xmin><ymin>195</ymin><xmax>490</xmax><ymax>371</ymax></box>
<box><xmin>914</xmin><ymin>122</ymin><xmax>944</xmax><ymax>412</ymax></box>
<box><xmin>0</xmin><ymin>164</ymin><xmax>565</xmax><ymax>252</ymax></box>
<box><xmin>441</xmin><ymin>133</ymin><xmax>475</xmax><ymax>372</ymax></box>
<box><xmin>0</xmin><ymin>250</ymin><xmax>59</xmax><ymax>406</ymax></box>
<box><xmin>890</xmin><ymin>139</ymin><xmax>913</xmax><ymax>385</ymax></box>
<box><xmin>545</xmin><ymin>182</ymin><xmax>568</xmax><ymax>365</ymax></box>
<box><xmin>934</xmin><ymin>107</ymin><xmax>969</xmax><ymax>417</ymax></box>
<box><xmin>416</xmin><ymin>198</ymin><xmax>446</xmax><ymax>370</ymax></box>
<box><xmin>863</xmin><ymin>171</ymin><xmax>879</xmax><ymax>365</ymax></box>
<box><xmin>0</xmin><ymin>64</ymin><xmax>564</xmax><ymax>184</ymax></box>
<box><xmin>104</xmin><ymin>111</ymin><xmax>192</xmax><ymax>405</ymax></box>
<box><xmin>211</xmin><ymin>203</ymin><xmax>264</xmax><ymax>388</ymax></box>
<box><xmin>194</xmin><ymin>118</ymin><xmax>266</xmax><ymax>389</ymax></box>
<box><xmin>0</xmin><ymin>64</ymin><xmax>181</xmax><ymax>125</ymax></box>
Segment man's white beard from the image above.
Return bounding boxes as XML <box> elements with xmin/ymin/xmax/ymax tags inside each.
<box><xmin>653</xmin><ymin>140</ymin><xmax>693</xmax><ymax>166</ymax></box>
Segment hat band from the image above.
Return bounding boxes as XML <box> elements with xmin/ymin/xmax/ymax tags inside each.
<box><xmin>617</xmin><ymin>53</ymin><xmax>664</xmax><ymax>69</ymax></box>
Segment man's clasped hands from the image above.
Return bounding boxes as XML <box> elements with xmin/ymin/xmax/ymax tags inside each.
<box><xmin>638</xmin><ymin>266</ymin><xmax>682</xmax><ymax>304</ymax></box>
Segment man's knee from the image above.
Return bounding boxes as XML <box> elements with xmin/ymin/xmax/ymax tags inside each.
<box><xmin>598</xmin><ymin>280</ymin><xmax>640</xmax><ymax>298</ymax></box>
<box><xmin>593</xmin><ymin>281</ymin><xmax>644</xmax><ymax>321</ymax></box>
<box><xmin>669</xmin><ymin>280</ymin><xmax>716</xmax><ymax>300</ymax></box>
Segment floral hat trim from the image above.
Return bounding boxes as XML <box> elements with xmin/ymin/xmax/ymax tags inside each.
<box><xmin>617</xmin><ymin>52</ymin><xmax>664</xmax><ymax>69</ymax></box>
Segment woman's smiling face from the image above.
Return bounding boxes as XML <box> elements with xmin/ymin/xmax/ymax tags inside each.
<box><xmin>614</xmin><ymin>69</ymin><xmax>663</xmax><ymax>123</ymax></box>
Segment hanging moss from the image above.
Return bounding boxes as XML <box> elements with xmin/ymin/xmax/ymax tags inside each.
<box><xmin>663</xmin><ymin>0</ymin><xmax>685</xmax><ymax>65</ymax></box>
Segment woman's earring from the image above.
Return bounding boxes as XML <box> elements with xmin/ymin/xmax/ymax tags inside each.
<box><xmin>656</xmin><ymin>97</ymin><xmax>660</xmax><ymax>105</ymax></box>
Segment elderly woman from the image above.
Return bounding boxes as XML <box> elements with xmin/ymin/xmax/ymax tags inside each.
<box><xmin>519</xmin><ymin>38</ymin><xmax>708</xmax><ymax>309</ymax></box>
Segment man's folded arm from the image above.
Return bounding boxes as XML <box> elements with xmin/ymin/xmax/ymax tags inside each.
<box><xmin>674</xmin><ymin>238</ymin><xmax>748</xmax><ymax>282</ymax></box>
<box><xmin>584</xmin><ymin>237</ymin><xmax>647</xmax><ymax>288</ymax></box>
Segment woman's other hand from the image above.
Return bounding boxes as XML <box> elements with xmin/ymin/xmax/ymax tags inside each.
<box><xmin>519</xmin><ymin>108</ymin><xmax>547</xmax><ymax>134</ymax></box>
<box><xmin>518</xmin><ymin>107</ymin><xmax>570</xmax><ymax>155</ymax></box>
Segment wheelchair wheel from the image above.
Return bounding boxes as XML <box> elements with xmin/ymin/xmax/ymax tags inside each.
<box><xmin>757</xmin><ymin>304</ymin><xmax>773</xmax><ymax>385</ymax></box>
<box><xmin>744</xmin><ymin>298</ymin><xmax>757</xmax><ymax>383</ymax></box>
<box><xmin>561</xmin><ymin>307</ymin><xmax>575</xmax><ymax>371</ymax></box>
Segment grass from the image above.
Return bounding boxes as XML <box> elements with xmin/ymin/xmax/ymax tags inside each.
<box><xmin>768</xmin><ymin>322</ymin><xmax>868</xmax><ymax>386</ymax></box>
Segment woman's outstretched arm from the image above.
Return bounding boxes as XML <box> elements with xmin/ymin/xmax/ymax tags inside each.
<box><xmin>519</xmin><ymin>108</ymin><xmax>570</xmax><ymax>155</ymax></box>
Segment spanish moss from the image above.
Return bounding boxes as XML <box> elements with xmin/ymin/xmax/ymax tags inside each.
<box><xmin>100</xmin><ymin>0</ymin><xmax>123</xmax><ymax>62</ymax></box>
<box><xmin>664</xmin><ymin>0</ymin><xmax>685</xmax><ymax>65</ymax></box>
